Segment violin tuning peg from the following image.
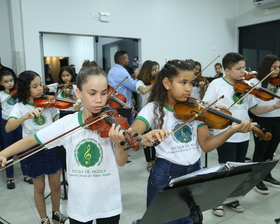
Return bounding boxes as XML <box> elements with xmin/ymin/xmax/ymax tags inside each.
<box><xmin>120</xmin><ymin>141</ymin><xmax>127</xmax><ymax>146</ymax></box>
<box><xmin>136</xmin><ymin>136</ymin><xmax>142</xmax><ymax>142</ymax></box>
<box><xmin>132</xmin><ymin>133</ymin><xmax>139</xmax><ymax>138</ymax></box>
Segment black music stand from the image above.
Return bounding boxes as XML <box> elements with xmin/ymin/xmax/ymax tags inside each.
<box><xmin>116</xmin><ymin>108</ymin><xmax>132</xmax><ymax>120</ymax></box>
<box><xmin>133</xmin><ymin>160</ymin><xmax>278</xmax><ymax>224</ymax></box>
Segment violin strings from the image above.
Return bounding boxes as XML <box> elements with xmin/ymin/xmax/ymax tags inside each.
<box><xmin>168</xmin><ymin>96</ymin><xmax>224</xmax><ymax>137</ymax></box>
<box><xmin>228</xmin><ymin>70</ymin><xmax>275</xmax><ymax>110</ymax></box>
<box><xmin>40</xmin><ymin>82</ymin><xmax>71</xmax><ymax>114</ymax></box>
<box><xmin>0</xmin><ymin>114</ymin><xmax>108</xmax><ymax>171</ymax></box>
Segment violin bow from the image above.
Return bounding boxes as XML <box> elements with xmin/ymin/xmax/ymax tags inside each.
<box><xmin>152</xmin><ymin>95</ymin><xmax>224</xmax><ymax>146</ymax></box>
<box><xmin>228</xmin><ymin>70</ymin><xmax>275</xmax><ymax>110</ymax></box>
<box><xmin>39</xmin><ymin>82</ymin><xmax>73</xmax><ymax>114</ymax></box>
<box><xmin>197</xmin><ymin>55</ymin><xmax>220</xmax><ymax>76</ymax></box>
<box><xmin>0</xmin><ymin>114</ymin><xmax>109</xmax><ymax>171</ymax></box>
<box><xmin>107</xmin><ymin>76</ymin><xmax>129</xmax><ymax>99</ymax></box>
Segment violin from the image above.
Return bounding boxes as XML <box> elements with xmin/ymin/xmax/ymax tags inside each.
<box><xmin>107</xmin><ymin>86</ymin><xmax>139</xmax><ymax>115</ymax></box>
<box><xmin>193</xmin><ymin>74</ymin><xmax>209</xmax><ymax>88</ymax></box>
<box><xmin>217</xmin><ymin>73</ymin><xmax>223</xmax><ymax>78</ymax></box>
<box><xmin>34</xmin><ymin>95</ymin><xmax>75</xmax><ymax>110</ymax></box>
<box><xmin>1</xmin><ymin>108</ymin><xmax>142</xmax><ymax>171</ymax></box>
<box><xmin>244</xmin><ymin>73</ymin><xmax>257</xmax><ymax>80</ymax></box>
<box><xmin>270</xmin><ymin>77</ymin><xmax>280</xmax><ymax>86</ymax></box>
<box><xmin>85</xmin><ymin>108</ymin><xmax>142</xmax><ymax>151</ymax></box>
<box><xmin>58</xmin><ymin>82</ymin><xmax>75</xmax><ymax>90</ymax></box>
<box><xmin>234</xmin><ymin>80</ymin><xmax>280</xmax><ymax>101</ymax></box>
<box><xmin>150</xmin><ymin>79</ymin><xmax>155</xmax><ymax>84</ymax></box>
<box><xmin>173</xmin><ymin>97</ymin><xmax>272</xmax><ymax>141</ymax></box>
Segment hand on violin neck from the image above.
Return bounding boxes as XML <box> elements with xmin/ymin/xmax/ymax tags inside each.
<box><xmin>109</xmin><ymin>123</ymin><xmax>130</xmax><ymax>146</ymax></box>
<box><xmin>230</xmin><ymin>119</ymin><xmax>257</xmax><ymax>134</ymax></box>
<box><xmin>73</xmin><ymin>100</ymin><xmax>83</xmax><ymax>112</ymax></box>
<box><xmin>140</xmin><ymin>129</ymin><xmax>169</xmax><ymax>147</ymax></box>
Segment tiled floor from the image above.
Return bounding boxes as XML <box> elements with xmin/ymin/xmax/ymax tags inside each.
<box><xmin>0</xmin><ymin>133</ymin><xmax>280</xmax><ymax>224</ymax></box>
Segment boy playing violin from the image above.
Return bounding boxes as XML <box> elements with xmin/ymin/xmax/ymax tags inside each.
<box><xmin>202</xmin><ymin>52</ymin><xmax>280</xmax><ymax>217</ymax></box>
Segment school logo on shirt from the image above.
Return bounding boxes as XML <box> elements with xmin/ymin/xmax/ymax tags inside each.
<box><xmin>6</xmin><ymin>97</ymin><xmax>17</xmax><ymax>106</ymax></box>
<box><xmin>75</xmin><ymin>139</ymin><xmax>103</xmax><ymax>167</ymax></box>
<box><xmin>173</xmin><ymin>122</ymin><xmax>192</xmax><ymax>143</ymax></box>
<box><xmin>269</xmin><ymin>87</ymin><xmax>277</xmax><ymax>94</ymax></box>
<box><xmin>61</xmin><ymin>91</ymin><xmax>68</xmax><ymax>98</ymax></box>
<box><xmin>232</xmin><ymin>92</ymin><xmax>244</xmax><ymax>104</ymax></box>
<box><xmin>32</xmin><ymin>114</ymin><xmax>47</xmax><ymax>126</ymax></box>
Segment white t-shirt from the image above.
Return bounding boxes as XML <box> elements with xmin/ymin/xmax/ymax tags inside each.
<box><xmin>136</xmin><ymin>80</ymin><xmax>151</xmax><ymax>110</ymax></box>
<box><xmin>136</xmin><ymin>102</ymin><xmax>204</xmax><ymax>165</ymax></box>
<box><xmin>249</xmin><ymin>78</ymin><xmax>280</xmax><ymax>118</ymax></box>
<box><xmin>0</xmin><ymin>91</ymin><xmax>17</xmax><ymax>120</ymax></box>
<box><xmin>34</xmin><ymin>111</ymin><xmax>122</xmax><ymax>222</ymax></box>
<box><xmin>202</xmin><ymin>77</ymin><xmax>258</xmax><ymax>142</ymax></box>
<box><xmin>9</xmin><ymin>102</ymin><xmax>60</xmax><ymax>138</ymax></box>
<box><xmin>47</xmin><ymin>83</ymin><xmax>77</xmax><ymax>111</ymax></box>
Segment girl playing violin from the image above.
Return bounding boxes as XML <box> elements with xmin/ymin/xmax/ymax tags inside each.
<box><xmin>130</xmin><ymin>59</ymin><xmax>256</xmax><ymax>224</ymax></box>
<box><xmin>0</xmin><ymin>66</ymin><xmax>130</xmax><ymax>224</ymax></box>
<box><xmin>48</xmin><ymin>66</ymin><xmax>81</xmax><ymax>115</ymax></box>
<box><xmin>3</xmin><ymin>70</ymin><xmax>67</xmax><ymax>224</ymax></box>
<box><xmin>136</xmin><ymin>60</ymin><xmax>159</xmax><ymax>172</ymax></box>
<box><xmin>214</xmin><ymin>62</ymin><xmax>223</xmax><ymax>78</ymax></box>
<box><xmin>190</xmin><ymin>61</ymin><xmax>206</xmax><ymax>99</ymax></box>
<box><xmin>0</xmin><ymin>70</ymin><xmax>32</xmax><ymax>189</ymax></box>
<box><xmin>250</xmin><ymin>54</ymin><xmax>280</xmax><ymax>194</ymax></box>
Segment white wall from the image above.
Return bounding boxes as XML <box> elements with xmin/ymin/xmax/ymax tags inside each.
<box><xmin>1</xmin><ymin>0</ymin><xmax>280</xmax><ymax>77</ymax></box>
<box><xmin>237</xmin><ymin>0</ymin><xmax>280</xmax><ymax>27</ymax></box>
<box><xmin>0</xmin><ymin>0</ymin><xmax>14</xmax><ymax>69</ymax></box>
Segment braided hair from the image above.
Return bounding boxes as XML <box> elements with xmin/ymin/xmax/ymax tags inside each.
<box><xmin>148</xmin><ymin>59</ymin><xmax>193</xmax><ymax>129</ymax></box>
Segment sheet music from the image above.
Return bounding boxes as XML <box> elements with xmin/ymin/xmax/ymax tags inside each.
<box><xmin>169</xmin><ymin>164</ymin><xmax>225</xmax><ymax>187</ymax></box>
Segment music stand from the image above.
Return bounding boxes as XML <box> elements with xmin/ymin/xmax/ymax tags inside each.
<box><xmin>133</xmin><ymin>160</ymin><xmax>278</xmax><ymax>224</ymax></box>
<box><xmin>116</xmin><ymin>108</ymin><xmax>132</xmax><ymax>120</ymax></box>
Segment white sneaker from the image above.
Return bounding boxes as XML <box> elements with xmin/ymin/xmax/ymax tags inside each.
<box><xmin>125</xmin><ymin>160</ymin><xmax>133</xmax><ymax>165</ymax></box>
<box><xmin>212</xmin><ymin>205</ymin><xmax>224</xmax><ymax>217</ymax></box>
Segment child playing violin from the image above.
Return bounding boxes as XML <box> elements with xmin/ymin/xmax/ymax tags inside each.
<box><xmin>136</xmin><ymin>60</ymin><xmax>159</xmax><ymax>172</ymax></box>
<box><xmin>0</xmin><ymin>70</ymin><xmax>32</xmax><ymax>189</ymax></box>
<box><xmin>202</xmin><ymin>52</ymin><xmax>280</xmax><ymax>217</ymax></box>
<box><xmin>48</xmin><ymin>66</ymin><xmax>81</xmax><ymax>115</ymax></box>
<box><xmin>249</xmin><ymin>54</ymin><xmax>280</xmax><ymax>194</ymax></box>
<box><xmin>189</xmin><ymin>61</ymin><xmax>206</xmax><ymax>100</ymax></box>
<box><xmin>130</xmin><ymin>59</ymin><xmax>256</xmax><ymax>224</ymax></box>
<box><xmin>0</xmin><ymin>66</ymin><xmax>130</xmax><ymax>224</ymax></box>
<box><xmin>3</xmin><ymin>70</ymin><xmax>67</xmax><ymax>224</ymax></box>
<box><xmin>214</xmin><ymin>62</ymin><xmax>223</xmax><ymax>78</ymax></box>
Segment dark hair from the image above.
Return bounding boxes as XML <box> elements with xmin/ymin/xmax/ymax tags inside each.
<box><xmin>57</xmin><ymin>66</ymin><xmax>76</xmax><ymax>84</ymax></box>
<box><xmin>76</xmin><ymin>66</ymin><xmax>107</xmax><ymax>91</ymax></box>
<box><xmin>257</xmin><ymin>54</ymin><xmax>280</xmax><ymax>88</ymax></box>
<box><xmin>114</xmin><ymin>50</ymin><xmax>127</xmax><ymax>64</ymax></box>
<box><xmin>222</xmin><ymin>52</ymin><xmax>246</xmax><ymax>70</ymax></box>
<box><xmin>17</xmin><ymin>70</ymin><xmax>40</xmax><ymax>104</ymax></box>
<box><xmin>136</xmin><ymin>60</ymin><xmax>155</xmax><ymax>85</ymax></box>
<box><xmin>215</xmin><ymin>62</ymin><xmax>222</xmax><ymax>68</ymax></box>
<box><xmin>148</xmin><ymin>59</ymin><xmax>194</xmax><ymax>129</ymax></box>
<box><xmin>0</xmin><ymin>70</ymin><xmax>16</xmax><ymax>91</ymax></box>
<box><xmin>81</xmin><ymin>60</ymin><xmax>100</xmax><ymax>68</ymax></box>
<box><xmin>185</xmin><ymin>59</ymin><xmax>195</xmax><ymax>69</ymax></box>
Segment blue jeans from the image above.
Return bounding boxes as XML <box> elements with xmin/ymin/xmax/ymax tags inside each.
<box><xmin>147</xmin><ymin>157</ymin><xmax>201</xmax><ymax>224</ymax></box>
<box><xmin>1</xmin><ymin>118</ymin><xmax>27</xmax><ymax>178</ymax></box>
